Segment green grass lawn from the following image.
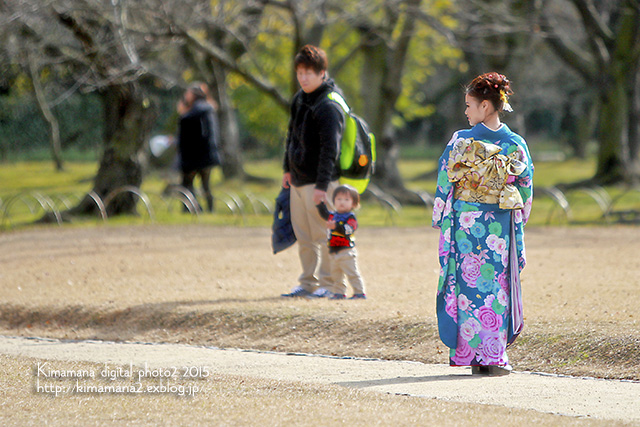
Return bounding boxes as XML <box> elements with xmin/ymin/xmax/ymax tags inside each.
<box><xmin>1</xmin><ymin>157</ymin><xmax>639</xmax><ymax>230</ymax></box>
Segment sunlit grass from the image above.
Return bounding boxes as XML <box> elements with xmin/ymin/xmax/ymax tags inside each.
<box><xmin>1</xmin><ymin>157</ymin><xmax>639</xmax><ymax>230</ymax></box>
<box><xmin>532</xmin><ymin>158</ymin><xmax>597</xmax><ymax>187</ymax></box>
<box><xmin>0</xmin><ymin>161</ymin><xmax>98</xmax><ymax>193</ymax></box>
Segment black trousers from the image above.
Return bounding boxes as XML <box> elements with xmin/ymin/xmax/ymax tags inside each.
<box><xmin>181</xmin><ymin>167</ymin><xmax>214</xmax><ymax>212</ymax></box>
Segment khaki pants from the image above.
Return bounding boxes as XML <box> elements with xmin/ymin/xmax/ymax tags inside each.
<box><xmin>330</xmin><ymin>248</ymin><xmax>365</xmax><ymax>296</ymax></box>
<box><xmin>290</xmin><ymin>182</ymin><xmax>339</xmax><ymax>293</ymax></box>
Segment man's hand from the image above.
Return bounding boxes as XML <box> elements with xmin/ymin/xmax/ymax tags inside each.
<box><xmin>282</xmin><ymin>173</ymin><xmax>292</xmax><ymax>189</ymax></box>
<box><xmin>313</xmin><ymin>189</ymin><xmax>326</xmax><ymax>205</ymax></box>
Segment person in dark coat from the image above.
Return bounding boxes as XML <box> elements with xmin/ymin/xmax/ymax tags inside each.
<box><xmin>280</xmin><ymin>45</ymin><xmax>345</xmax><ymax>298</ymax></box>
<box><xmin>177</xmin><ymin>84</ymin><xmax>221</xmax><ymax>212</ymax></box>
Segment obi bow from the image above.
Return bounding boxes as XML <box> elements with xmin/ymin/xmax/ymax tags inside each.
<box><xmin>447</xmin><ymin>138</ymin><xmax>526</xmax><ymax>209</ymax></box>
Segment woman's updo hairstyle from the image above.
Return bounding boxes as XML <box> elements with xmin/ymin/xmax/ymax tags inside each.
<box><xmin>465</xmin><ymin>72</ymin><xmax>513</xmax><ymax>112</ymax></box>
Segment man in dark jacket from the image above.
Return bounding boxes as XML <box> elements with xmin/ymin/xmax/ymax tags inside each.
<box><xmin>281</xmin><ymin>45</ymin><xmax>345</xmax><ymax>298</ymax></box>
<box><xmin>177</xmin><ymin>84</ymin><xmax>221</xmax><ymax>212</ymax></box>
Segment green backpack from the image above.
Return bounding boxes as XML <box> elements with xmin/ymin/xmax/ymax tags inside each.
<box><xmin>327</xmin><ymin>92</ymin><xmax>376</xmax><ymax>194</ymax></box>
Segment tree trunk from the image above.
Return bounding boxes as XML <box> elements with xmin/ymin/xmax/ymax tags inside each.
<box><xmin>360</xmin><ymin>34</ymin><xmax>405</xmax><ymax>193</ymax></box>
<box><xmin>626</xmin><ymin>69</ymin><xmax>640</xmax><ymax>182</ymax></box>
<box><xmin>28</xmin><ymin>56</ymin><xmax>64</xmax><ymax>171</ymax></box>
<box><xmin>358</xmin><ymin>0</ymin><xmax>422</xmax><ymax>204</ymax></box>
<box><xmin>73</xmin><ymin>83</ymin><xmax>154</xmax><ymax>216</ymax></box>
<box><xmin>212</xmin><ymin>63</ymin><xmax>244</xmax><ymax>179</ymax></box>
<box><xmin>595</xmin><ymin>77</ymin><xmax>628</xmax><ymax>184</ymax></box>
<box><xmin>594</xmin><ymin>0</ymin><xmax>640</xmax><ymax>185</ymax></box>
<box><xmin>575</xmin><ymin>101</ymin><xmax>598</xmax><ymax>159</ymax></box>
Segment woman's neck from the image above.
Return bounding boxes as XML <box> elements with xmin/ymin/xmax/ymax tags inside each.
<box><xmin>482</xmin><ymin>114</ymin><xmax>501</xmax><ymax>131</ymax></box>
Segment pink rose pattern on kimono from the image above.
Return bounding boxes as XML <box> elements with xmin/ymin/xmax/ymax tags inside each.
<box><xmin>459</xmin><ymin>320</ymin><xmax>477</xmax><ymax>342</ymax></box>
<box><xmin>477</xmin><ymin>332</ymin><xmax>508</xmax><ymax>365</ymax></box>
<box><xmin>497</xmin><ymin>289</ymin><xmax>509</xmax><ymax>306</ymax></box>
<box><xmin>486</xmin><ymin>234</ymin><xmax>499</xmax><ymax>249</ymax></box>
<box><xmin>459</xmin><ymin>211</ymin><xmax>482</xmax><ymax>229</ymax></box>
<box><xmin>458</xmin><ymin>294</ymin><xmax>473</xmax><ymax>312</ymax></box>
<box><xmin>438</xmin><ymin>229</ymin><xmax>451</xmax><ymax>258</ymax></box>
<box><xmin>476</xmin><ymin>305</ymin><xmax>503</xmax><ymax>332</ymax></box>
<box><xmin>451</xmin><ymin>338</ymin><xmax>476</xmax><ymax>365</ymax></box>
<box><xmin>445</xmin><ymin>285</ymin><xmax>458</xmax><ymax>321</ymax></box>
<box><xmin>433</xmin><ymin>198</ymin><xmax>445</xmax><ymax>223</ymax></box>
<box><xmin>497</xmin><ymin>270</ymin><xmax>509</xmax><ymax>292</ymax></box>
<box><xmin>483</xmin><ymin>294</ymin><xmax>496</xmax><ymax>308</ymax></box>
<box><xmin>460</xmin><ymin>252</ymin><xmax>488</xmax><ymax>287</ymax></box>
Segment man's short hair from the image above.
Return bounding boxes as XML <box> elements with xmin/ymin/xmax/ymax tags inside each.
<box><xmin>294</xmin><ymin>45</ymin><xmax>328</xmax><ymax>73</ymax></box>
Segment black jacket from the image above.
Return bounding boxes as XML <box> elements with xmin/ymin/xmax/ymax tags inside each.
<box><xmin>283</xmin><ymin>80</ymin><xmax>344</xmax><ymax>191</ymax></box>
<box><xmin>178</xmin><ymin>100</ymin><xmax>221</xmax><ymax>173</ymax></box>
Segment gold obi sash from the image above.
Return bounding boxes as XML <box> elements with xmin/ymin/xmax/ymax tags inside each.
<box><xmin>447</xmin><ymin>138</ymin><xmax>526</xmax><ymax>209</ymax></box>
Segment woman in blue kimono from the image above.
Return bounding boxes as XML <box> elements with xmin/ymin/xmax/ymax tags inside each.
<box><xmin>432</xmin><ymin>73</ymin><xmax>534</xmax><ymax>376</ymax></box>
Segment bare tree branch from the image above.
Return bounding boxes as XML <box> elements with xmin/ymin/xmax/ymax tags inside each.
<box><xmin>27</xmin><ymin>49</ymin><xmax>63</xmax><ymax>170</ymax></box>
<box><xmin>180</xmin><ymin>28</ymin><xmax>289</xmax><ymax>109</ymax></box>
<box><xmin>539</xmin><ymin>12</ymin><xmax>596</xmax><ymax>80</ymax></box>
<box><xmin>569</xmin><ymin>0</ymin><xmax>615</xmax><ymax>45</ymax></box>
<box><xmin>110</xmin><ymin>0</ymin><xmax>141</xmax><ymax>67</ymax></box>
<box><xmin>413</xmin><ymin>9</ymin><xmax>457</xmax><ymax>47</ymax></box>
<box><xmin>390</xmin><ymin>0</ymin><xmax>421</xmax><ymax>80</ymax></box>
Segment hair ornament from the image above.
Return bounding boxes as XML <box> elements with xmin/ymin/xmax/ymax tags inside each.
<box><xmin>500</xmin><ymin>90</ymin><xmax>513</xmax><ymax>112</ymax></box>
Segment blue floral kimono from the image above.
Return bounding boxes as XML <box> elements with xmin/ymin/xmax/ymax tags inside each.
<box><xmin>432</xmin><ymin>123</ymin><xmax>534</xmax><ymax>366</ymax></box>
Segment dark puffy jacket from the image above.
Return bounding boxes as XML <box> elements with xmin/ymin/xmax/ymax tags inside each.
<box><xmin>178</xmin><ymin>100</ymin><xmax>221</xmax><ymax>173</ymax></box>
<box><xmin>283</xmin><ymin>80</ymin><xmax>344</xmax><ymax>191</ymax></box>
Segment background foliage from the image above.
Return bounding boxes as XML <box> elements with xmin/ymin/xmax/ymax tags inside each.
<box><xmin>1</xmin><ymin>0</ymin><xmax>639</xmax><ymax>200</ymax></box>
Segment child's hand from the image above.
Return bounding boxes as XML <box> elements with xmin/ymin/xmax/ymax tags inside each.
<box><xmin>327</xmin><ymin>220</ymin><xmax>336</xmax><ymax>230</ymax></box>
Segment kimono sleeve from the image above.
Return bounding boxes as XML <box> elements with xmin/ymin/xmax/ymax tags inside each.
<box><xmin>431</xmin><ymin>132</ymin><xmax>458</xmax><ymax>229</ymax></box>
<box><xmin>514</xmin><ymin>138</ymin><xmax>534</xmax><ymax>226</ymax></box>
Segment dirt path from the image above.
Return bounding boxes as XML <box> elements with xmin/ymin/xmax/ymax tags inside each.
<box><xmin>1</xmin><ymin>335</ymin><xmax>638</xmax><ymax>424</ymax></box>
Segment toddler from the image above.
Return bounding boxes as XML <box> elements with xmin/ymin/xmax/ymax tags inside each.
<box><xmin>316</xmin><ymin>185</ymin><xmax>366</xmax><ymax>300</ymax></box>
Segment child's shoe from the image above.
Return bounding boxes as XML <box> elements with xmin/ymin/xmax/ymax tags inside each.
<box><xmin>329</xmin><ymin>293</ymin><xmax>346</xmax><ymax>300</ymax></box>
<box><xmin>349</xmin><ymin>293</ymin><xmax>366</xmax><ymax>300</ymax></box>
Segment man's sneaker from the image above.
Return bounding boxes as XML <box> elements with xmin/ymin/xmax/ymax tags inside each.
<box><xmin>349</xmin><ymin>293</ymin><xmax>367</xmax><ymax>300</ymax></box>
<box><xmin>308</xmin><ymin>287</ymin><xmax>332</xmax><ymax>298</ymax></box>
<box><xmin>281</xmin><ymin>286</ymin><xmax>311</xmax><ymax>298</ymax></box>
<box><xmin>329</xmin><ymin>293</ymin><xmax>346</xmax><ymax>300</ymax></box>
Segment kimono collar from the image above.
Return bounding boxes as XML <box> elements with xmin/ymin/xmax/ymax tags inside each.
<box><xmin>472</xmin><ymin>123</ymin><xmax>512</xmax><ymax>141</ymax></box>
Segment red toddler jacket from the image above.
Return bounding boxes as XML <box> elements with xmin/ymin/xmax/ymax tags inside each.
<box><xmin>317</xmin><ymin>202</ymin><xmax>358</xmax><ymax>253</ymax></box>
